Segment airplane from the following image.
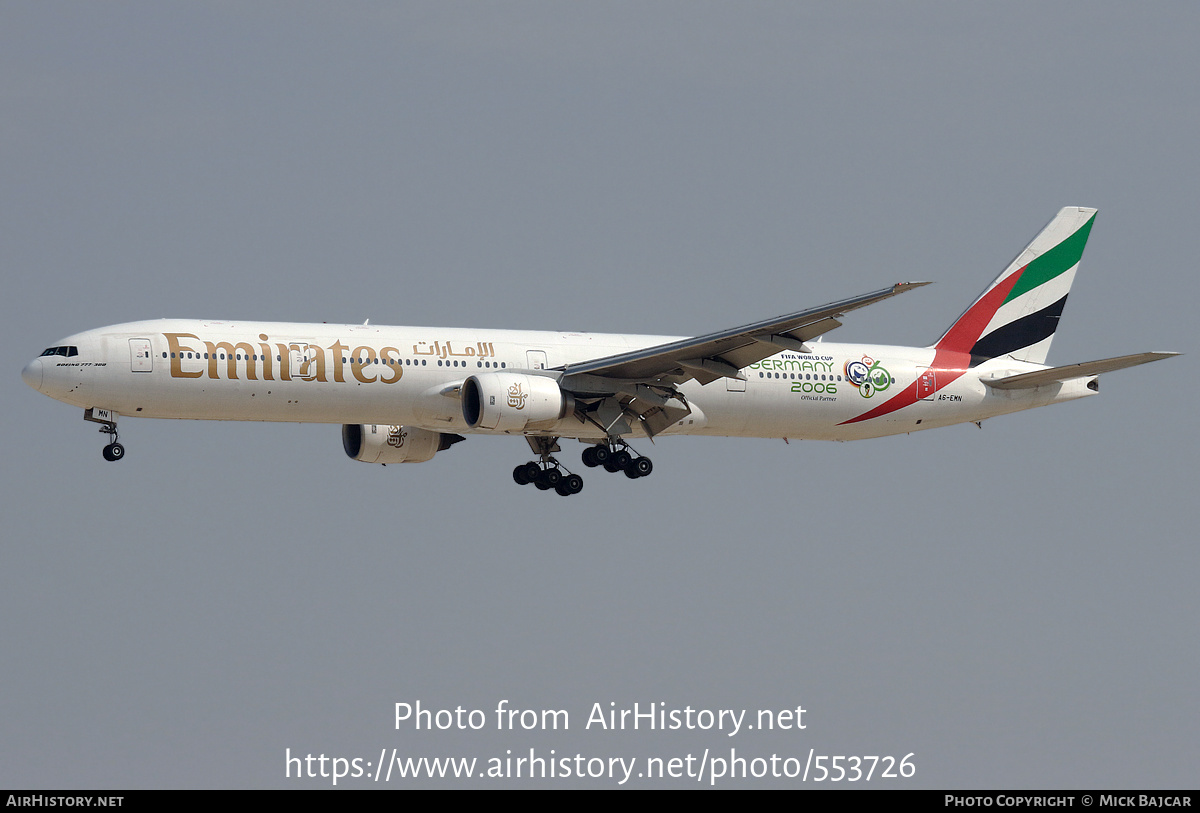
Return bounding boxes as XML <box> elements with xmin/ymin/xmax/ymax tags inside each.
<box><xmin>22</xmin><ymin>207</ymin><xmax>1178</xmax><ymax>495</ymax></box>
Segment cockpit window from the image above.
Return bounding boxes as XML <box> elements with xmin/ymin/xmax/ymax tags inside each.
<box><xmin>39</xmin><ymin>346</ymin><xmax>78</xmax><ymax>357</ymax></box>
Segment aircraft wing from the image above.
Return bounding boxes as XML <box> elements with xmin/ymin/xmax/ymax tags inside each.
<box><xmin>557</xmin><ymin>282</ymin><xmax>930</xmax><ymax>388</ymax></box>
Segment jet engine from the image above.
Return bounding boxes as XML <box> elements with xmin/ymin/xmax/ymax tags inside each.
<box><xmin>342</xmin><ymin>424</ymin><xmax>464</xmax><ymax>464</ymax></box>
<box><xmin>461</xmin><ymin>372</ymin><xmax>574</xmax><ymax>432</ymax></box>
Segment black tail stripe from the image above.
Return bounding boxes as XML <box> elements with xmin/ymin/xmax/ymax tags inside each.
<box><xmin>969</xmin><ymin>294</ymin><xmax>1068</xmax><ymax>362</ymax></box>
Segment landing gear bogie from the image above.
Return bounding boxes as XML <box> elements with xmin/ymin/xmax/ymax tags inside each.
<box><xmin>513</xmin><ymin>456</ymin><xmax>582</xmax><ymax>497</ymax></box>
<box><xmin>586</xmin><ymin>442</ymin><xmax>652</xmax><ymax>480</ymax></box>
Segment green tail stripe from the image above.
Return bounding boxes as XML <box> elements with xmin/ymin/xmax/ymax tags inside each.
<box><xmin>1003</xmin><ymin>213</ymin><xmax>1096</xmax><ymax>304</ymax></box>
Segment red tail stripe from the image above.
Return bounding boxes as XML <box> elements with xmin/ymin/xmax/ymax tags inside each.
<box><xmin>841</xmin><ymin>264</ymin><xmax>1024</xmax><ymax>426</ymax></box>
<box><xmin>839</xmin><ymin>350</ymin><xmax>971</xmax><ymax>425</ymax></box>
<box><xmin>935</xmin><ymin>268</ymin><xmax>1023</xmax><ymax>353</ymax></box>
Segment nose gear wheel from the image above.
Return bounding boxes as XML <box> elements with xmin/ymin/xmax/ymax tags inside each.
<box><xmin>85</xmin><ymin>408</ymin><xmax>125</xmax><ymax>463</ymax></box>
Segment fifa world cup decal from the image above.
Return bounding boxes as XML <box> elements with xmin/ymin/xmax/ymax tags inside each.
<box><xmin>844</xmin><ymin>356</ymin><xmax>892</xmax><ymax>398</ymax></box>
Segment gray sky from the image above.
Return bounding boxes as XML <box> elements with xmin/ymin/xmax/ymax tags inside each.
<box><xmin>2</xmin><ymin>2</ymin><xmax>1195</xmax><ymax>788</ymax></box>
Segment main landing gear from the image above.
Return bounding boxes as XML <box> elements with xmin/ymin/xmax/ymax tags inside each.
<box><xmin>512</xmin><ymin>435</ymin><xmax>583</xmax><ymax>496</ymax></box>
<box><xmin>512</xmin><ymin>460</ymin><xmax>585</xmax><ymax>496</ymax></box>
<box><xmin>85</xmin><ymin>408</ymin><xmax>124</xmax><ymax>462</ymax></box>
<box><xmin>581</xmin><ymin>442</ymin><xmax>653</xmax><ymax>479</ymax></box>
<box><xmin>513</xmin><ymin>438</ymin><xmax>653</xmax><ymax>496</ymax></box>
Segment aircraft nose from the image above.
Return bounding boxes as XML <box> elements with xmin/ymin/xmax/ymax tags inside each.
<box><xmin>21</xmin><ymin>358</ymin><xmax>43</xmax><ymax>392</ymax></box>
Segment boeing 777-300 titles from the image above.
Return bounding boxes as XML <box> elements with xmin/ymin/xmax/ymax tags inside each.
<box><xmin>22</xmin><ymin>207</ymin><xmax>1179</xmax><ymax>496</ymax></box>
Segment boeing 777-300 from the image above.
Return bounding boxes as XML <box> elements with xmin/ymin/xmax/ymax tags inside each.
<box><xmin>22</xmin><ymin>207</ymin><xmax>1179</xmax><ymax>495</ymax></box>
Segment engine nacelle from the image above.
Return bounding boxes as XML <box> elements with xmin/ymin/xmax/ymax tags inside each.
<box><xmin>342</xmin><ymin>424</ymin><xmax>464</xmax><ymax>464</ymax></box>
<box><xmin>461</xmin><ymin>372</ymin><xmax>573</xmax><ymax>432</ymax></box>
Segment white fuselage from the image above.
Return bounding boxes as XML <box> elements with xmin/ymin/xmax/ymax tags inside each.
<box><xmin>22</xmin><ymin>318</ymin><xmax>1096</xmax><ymax>443</ymax></box>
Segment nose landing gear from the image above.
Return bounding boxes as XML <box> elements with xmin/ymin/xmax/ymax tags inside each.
<box><xmin>85</xmin><ymin>408</ymin><xmax>124</xmax><ymax>462</ymax></box>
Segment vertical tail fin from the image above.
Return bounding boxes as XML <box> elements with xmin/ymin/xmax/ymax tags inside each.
<box><xmin>934</xmin><ymin>207</ymin><xmax>1097</xmax><ymax>365</ymax></box>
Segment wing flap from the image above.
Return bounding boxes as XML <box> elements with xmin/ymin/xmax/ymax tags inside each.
<box><xmin>984</xmin><ymin>351</ymin><xmax>1180</xmax><ymax>390</ymax></box>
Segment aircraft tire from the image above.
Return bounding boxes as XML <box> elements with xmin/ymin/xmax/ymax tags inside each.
<box><xmin>611</xmin><ymin>450</ymin><xmax>631</xmax><ymax>472</ymax></box>
<box><xmin>537</xmin><ymin>467</ymin><xmax>562</xmax><ymax>489</ymax></box>
<box><xmin>103</xmin><ymin>443</ymin><xmax>124</xmax><ymax>462</ymax></box>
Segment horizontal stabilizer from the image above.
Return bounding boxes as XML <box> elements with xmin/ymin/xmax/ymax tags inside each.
<box><xmin>984</xmin><ymin>352</ymin><xmax>1180</xmax><ymax>390</ymax></box>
